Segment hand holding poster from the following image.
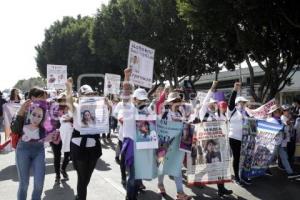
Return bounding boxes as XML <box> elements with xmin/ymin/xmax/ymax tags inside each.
<box><xmin>245</xmin><ymin>99</ymin><xmax>276</xmax><ymax>119</ymax></box>
<box><xmin>104</xmin><ymin>73</ymin><xmax>121</xmax><ymax>96</ymax></box>
<box><xmin>22</xmin><ymin>101</ymin><xmax>51</xmax><ymax>142</ymax></box>
<box><xmin>78</xmin><ymin>97</ymin><xmax>109</xmax><ymax>135</ymax></box>
<box><xmin>240</xmin><ymin>119</ymin><xmax>283</xmax><ymax>178</ymax></box>
<box><xmin>187</xmin><ymin>121</ymin><xmax>231</xmax><ymax>185</ymax></box>
<box><xmin>136</xmin><ymin>114</ymin><xmax>158</xmax><ymax>149</ymax></box>
<box><xmin>47</xmin><ymin>64</ymin><xmax>67</xmax><ymax>90</ymax></box>
<box><xmin>127</xmin><ymin>41</ymin><xmax>155</xmax><ymax>88</ymax></box>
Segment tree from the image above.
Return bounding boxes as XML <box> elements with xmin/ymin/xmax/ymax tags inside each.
<box><xmin>178</xmin><ymin>0</ymin><xmax>300</xmax><ymax>102</ymax></box>
<box><xmin>35</xmin><ymin>15</ymin><xmax>99</xmax><ymax>89</ymax></box>
<box><xmin>14</xmin><ymin>77</ymin><xmax>46</xmax><ymax>92</ymax></box>
<box><xmin>93</xmin><ymin>0</ymin><xmax>222</xmax><ymax>87</ymax></box>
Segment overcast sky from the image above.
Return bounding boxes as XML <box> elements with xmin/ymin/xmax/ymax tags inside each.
<box><xmin>0</xmin><ymin>0</ymin><xmax>109</xmax><ymax>90</ymax></box>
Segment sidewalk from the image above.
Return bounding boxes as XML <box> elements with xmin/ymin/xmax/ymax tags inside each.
<box><xmin>0</xmin><ymin>133</ymin><xmax>299</xmax><ymax>200</ymax></box>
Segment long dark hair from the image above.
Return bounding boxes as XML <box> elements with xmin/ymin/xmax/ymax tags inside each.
<box><xmin>28</xmin><ymin>87</ymin><xmax>47</xmax><ymax>99</ymax></box>
<box><xmin>10</xmin><ymin>88</ymin><xmax>21</xmax><ymax>101</ymax></box>
<box><xmin>81</xmin><ymin>110</ymin><xmax>95</xmax><ymax>125</ymax></box>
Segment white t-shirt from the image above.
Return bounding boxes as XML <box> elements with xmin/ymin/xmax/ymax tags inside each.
<box><xmin>22</xmin><ymin>126</ymin><xmax>40</xmax><ymax>141</ymax></box>
<box><xmin>228</xmin><ymin>108</ymin><xmax>247</xmax><ymax>141</ymax></box>
<box><xmin>113</xmin><ymin>101</ymin><xmax>134</xmax><ymax>141</ymax></box>
<box><xmin>59</xmin><ymin>114</ymin><xmax>74</xmax><ymax>152</ymax></box>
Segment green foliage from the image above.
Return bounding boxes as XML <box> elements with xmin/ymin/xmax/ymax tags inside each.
<box><xmin>14</xmin><ymin>77</ymin><xmax>46</xmax><ymax>92</ymax></box>
<box><xmin>177</xmin><ymin>0</ymin><xmax>300</xmax><ymax>102</ymax></box>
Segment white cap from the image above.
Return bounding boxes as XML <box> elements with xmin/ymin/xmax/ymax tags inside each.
<box><xmin>208</xmin><ymin>98</ymin><xmax>217</xmax><ymax>104</ymax></box>
<box><xmin>235</xmin><ymin>96</ymin><xmax>249</xmax><ymax>104</ymax></box>
<box><xmin>133</xmin><ymin>88</ymin><xmax>148</xmax><ymax>101</ymax></box>
<box><xmin>79</xmin><ymin>85</ymin><xmax>94</xmax><ymax>95</ymax></box>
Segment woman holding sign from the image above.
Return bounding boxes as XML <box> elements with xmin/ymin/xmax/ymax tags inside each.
<box><xmin>11</xmin><ymin>87</ymin><xmax>54</xmax><ymax>200</ymax></box>
<box><xmin>66</xmin><ymin>79</ymin><xmax>102</xmax><ymax>200</ymax></box>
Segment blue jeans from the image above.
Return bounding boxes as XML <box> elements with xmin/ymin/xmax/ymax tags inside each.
<box><xmin>158</xmin><ymin>174</ymin><xmax>183</xmax><ymax>193</ymax></box>
<box><xmin>279</xmin><ymin>146</ymin><xmax>293</xmax><ymax>174</ymax></box>
<box><xmin>16</xmin><ymin>141</ymin><xmax>45</xmax><ymax>200</ymax></box>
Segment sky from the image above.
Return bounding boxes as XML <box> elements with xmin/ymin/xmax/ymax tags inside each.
<box><xmin>0</xmin><ymin>0</ymin><xmax>109</xmax><ymax>91</ymax></box>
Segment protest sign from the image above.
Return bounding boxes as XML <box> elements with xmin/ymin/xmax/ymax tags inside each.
<box><xmin>187</xmin><ymin>121</ymin><xmax>231</xmax><ymax>185</ymax></box>
<box><xmin>47</xmin><ymin>64</ymin><xmax>67</xmax><ymax>89</ymax></box>
<box><xmin>156</xmin><ymin>119</ymin><xmax>184</xmax><ymax>177</ymax></box>
<box><xmin>3</xmin><ymin>102</ymin><xmax>21</xmax><ymax>128</ymax></box>
<box><xmin>136</xmin><ymin>114</ymin><xmax>158</xmax><ymax>149</ymax></box>
<box><xmin>78</xmin><ymin>97</ymin><xmax>109</xmax><ymax>135</ymax></box>
<box><xmin>240</xmin><ymin>119</ymin><xmax>283</xmax><ymax>178</ymax></box>
<box><xmin>22</xmin><ymin>100</ymin><xmax>50</xmax><ymax>142</ymax></box>
<box><xmin>179</xmin><ymin>123</ymin><xmax>194</xmax><ymax>153</ymax></box>
<box><xmin>127</xmin><ymin>40</ymin><xmax>155</xmax><ymax>88</ymax></box>
<box><xmin>246</xmin><ymin>99</ymin><xmax>276</xmax><ymax>119</ymax></box>
<box><xmin>104</xmin><ymin>73</ymin><xmax>121</xmax><ymax>96</ymax></box>
<box><xmin>197</xmin><ymin>92</ymin><xmax>207</xmax><ymax>106</ymax></box>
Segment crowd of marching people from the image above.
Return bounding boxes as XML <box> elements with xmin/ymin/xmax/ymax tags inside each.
<box><xmin>1</xmin><ymin>67</ymin><xmax>300</xmax><ymax>200</ymax></box>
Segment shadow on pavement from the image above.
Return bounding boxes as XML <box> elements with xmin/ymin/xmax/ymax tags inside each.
<box><xmin>0</xmin><ymin>164</ymin><xmax>18</xmax><ymax>182</ymax></box>
<box><xmin>95</xmin><ymin>158</ymin><xmax>111</xmax><ymax>171</ymax></box>
<box><xmin>43</xmin><ymin>181</ymin><xmax>75</xmax><ymax>200</ymax></box>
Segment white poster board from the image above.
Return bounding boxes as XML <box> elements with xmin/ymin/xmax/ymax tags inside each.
<box><xmin>104</xmin><ymin>73</ymin><xmax>121</xmax><ymax>96</ymax></box>
<box><xmin>135</xmin><ymin>114</ymin><xmax>158</xmax><ymax>149</ymax></box>
<box><xmin>127</xmin><ymin>40</ymin><xmax>155</xmax><ymax>88</ymax></box>
<box><xmin>78</xmin><ymin>97</ymin><xmax>109</xmax><ymax>135</ymax></box>
<box><xmin>47</xmin><ymin>64</ymin><xmax>67</xmax><ymax>90</ymax></box>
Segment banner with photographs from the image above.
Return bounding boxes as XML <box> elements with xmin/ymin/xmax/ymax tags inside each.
<box><xmin>78</xmin><ymin>97</ymin><xmax>109</xmax><ymax>135</ymax></box>
<box><xmin>240</xmin><ymin>119</ymin><xmax>283</xmax><ymax>178</ymax></box>
<box><xmin>156</xmin><ymin>120</ymin><xmax>184</xmax><ymax>177</ymax></box>
<box><xmin>104</xmin><ymin>73</ymin><xmax>121</xmax><ymax>96</ymax></box>
<box><xmin>47</xmin><ymin>64</ymin><xmax>67</xmax><ymax>90</ymax></box>
<box><xmin>135</xmin><ymin>114</ymin><xmax>158</xmax><ymax>149</ymax></box>
<box><xmin>127</xmin><ymin>40</ymin><xmax>155</xmax><ymax>88</ymax></box>
<box><xmin>3</xmin><ymin>102</ymin><xmax>21</xmax><ymax>128</ymax></box>
<box><xmin>187</xmin><ymin>121</ymin><xmax>231</xmax><ymax>185</ymax></box>
<box><xmin>179</xmin><ymin>123</ymin><xmax>194</xmax><ymax>153</ymax></box>
<box><xmin>245</xmin><ymin>99</ymin><xmax>276</xmax><ymax>119</ymax></box>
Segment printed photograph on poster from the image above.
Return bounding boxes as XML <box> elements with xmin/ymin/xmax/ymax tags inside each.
<box><xmin>127</xmin><ymin>40</ymin><xmax>155</xmax><ymax>88</ymax></box>
<box><xmin>22</xmin><ymin>101</ymin><xmax>48</xmax><ymax>142</ymax></box>
<box><xmin>79</xmin><ymin>97</ymin><xmax>109</xmax><ymax>135</ymax></box>
<box><xmin>136</xmin><ymin>115</ymin><xmax>158</xmax><ymax>149</ymax></box>
<box><xmin>202</xmin><ymin>139</ymin><xmax>222</xmax><ymax>164</ymax></box>
<box><xmin>179</xmin><ymin>123</ymin><xmax>194</xmax><ymax>153</ymax></box>
<box><xmin>47</xmin><ymin>64</ymin><xmax>67</xmax><ymax>90</ymax></box>
<box><xmin>104</xmin><ymin>73</ymin><xmax>121</xmax><ymax>96</ymax></box>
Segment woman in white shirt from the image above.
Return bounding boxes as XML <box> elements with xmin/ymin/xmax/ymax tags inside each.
<box><xmin>66</xmin><ymin>79</ymin><xmax>102</xmax><ymax>200</ymax></box>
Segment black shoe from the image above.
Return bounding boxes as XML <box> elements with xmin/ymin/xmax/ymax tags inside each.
<box><xmin>138</xmin><ymin>183</ymin><xmax>146</xmax><ymax>190</ymax></box>
<box><xmin>107</xmin><ymin>133</ymin><xmax>111</xmax><ymax>139</ymax></box>
<box><xmin>55</xmin><ymin>176</ymin><xmax>60</xmax><ymax>185</ymax></box>
<box><xmin>240</xmin><ymin>178</ymin><xmax>252</xmax><ymax>185</ymax></box>
<box><xmin>102</xmin><ymin>133</ymin><xmax>106</xmax><ymax>139</ymax></box>
<box><xmin>265</xmin><ymin>168</ymin><xmax>273</xmax><ymax>176</ymax></box>
<box><xmin>121</xmin><ymin>179</ymin><xmax>126</xmax><ymax>188</ymax></box>
<box><xmin>218</xmin><ymin>188</ymin><xmax>233</xmax><ymax>197</ymax></box>
<box><xmin>115</xmin><ymin>157</ymin><xmax>120</xmax><ymax>165</ymax></box>
<box><xmin>61</xmin><ymin>169</ymin><xmax>69</xmax><ymax>180</ymax></box>
<box><xmin>288</xmin><ymin>173</ymin><xmax>300</xmax><ymax>179</ymax></box>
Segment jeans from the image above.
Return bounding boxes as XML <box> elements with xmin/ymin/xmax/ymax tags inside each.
<box><xmin>229</xmin><ymin>138</ymin><xmax>241</xmax><ymax>180</ymax></box>
<box><xmin>158</xmin><ymin>174</ymin><xmax>183</xmax><ymax>193</ymax></box>
<box><xmin>119</xmin><ymin>140</ymin><xmax>126</xmax><ymax>181</ymax></box>
<box><xmin>50</xmin><ymin>142</ymin><xmax>70</xmax><ymax>178</ymax></box>
<box><xmin>279</xmin><ymin>147</ymin><xmax>293</xmax><ymax>174</ymax></box>
<box><xmin>16</xmin><ymin>141</ymin><xmax>45</xmax><ymax>200</ymax></box>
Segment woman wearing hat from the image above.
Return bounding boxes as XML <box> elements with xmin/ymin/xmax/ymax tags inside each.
<box><xmin>198</xmin><ymin>81</ymin><xmax>233</xmax><ymax>196</ymax></box>
<box><xmin>228</xmin><ymin>82</ymin><xmax>251</xmax><ymax>185</ymax></box>
<box><xmin>66</xmin><ymin>80</ymin><xmax>102</xmax><ymax>200</ymax></box>
<box><xmin>158</xmin><ymin>91</ymin><xmax>191</xmax><ymax>200</ymax></box>
<box><xmin>267</xmin><ymin>105</ymin><xmax>300</xmax><ymax>180</ymax></box>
